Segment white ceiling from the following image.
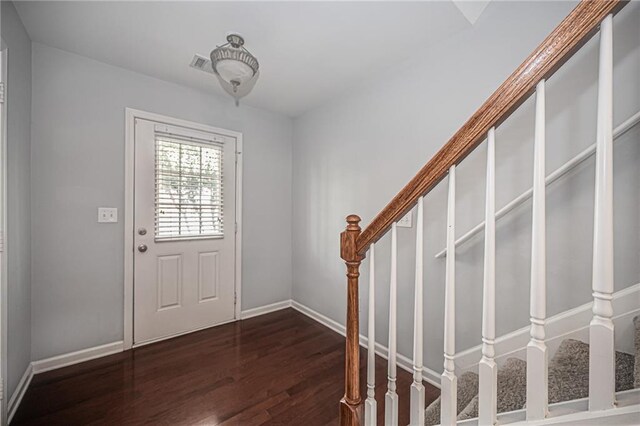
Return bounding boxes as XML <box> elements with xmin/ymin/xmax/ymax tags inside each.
<box><xmin>452</xmin><ymin>0</ymin><xmax>491</xmax><ymax>25</ymax></box>
<box><xmin>15</xmin><ymin>1</ymin><xmax>479</xmax><ymax>117</ymax></box>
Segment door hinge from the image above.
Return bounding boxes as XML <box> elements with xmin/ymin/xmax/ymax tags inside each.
<box><xmin>235</xmin><ymin>222</ymin><xmax>238</xmax><ymax>234</ymax></box>
<box><xmin>0</xmin><ymin>82</ymin><xmax>5</xmax><ymax>104</ymax></box>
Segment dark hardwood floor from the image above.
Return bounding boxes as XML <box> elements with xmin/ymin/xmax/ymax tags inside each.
<box><xmin>13</xmin><ymin>308</ymin><xmax>439</xmax><ymax>425</ymax></box>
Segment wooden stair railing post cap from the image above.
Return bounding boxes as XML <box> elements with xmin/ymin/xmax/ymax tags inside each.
<box><xmin>341</xmin><ymin>214</ymin><xmax>364</xmax><ymax>264</ymax></box>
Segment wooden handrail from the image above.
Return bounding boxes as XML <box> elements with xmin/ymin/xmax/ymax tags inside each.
<box><xmin>356</xmin><ymin>0</ymin><xmax>626</xmax><ymax>256</ymax></box>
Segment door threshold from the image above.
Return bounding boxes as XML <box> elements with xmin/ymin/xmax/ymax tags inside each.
<box><xmin>133</xmin><ymin>316</ymin><xmax>237</xmax><ymax>349</ymax></box>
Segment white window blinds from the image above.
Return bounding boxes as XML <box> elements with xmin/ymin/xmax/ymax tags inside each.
<box><xmin>155</xmin><ymin>133</ymin><xmax>224</xmax><ymax>240</ymax></box>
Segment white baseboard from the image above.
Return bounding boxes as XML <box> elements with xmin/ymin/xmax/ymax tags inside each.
<box><xmin>455</xmin><ymin>283</ymin><xmax>640</xmax><ymax>371</ymax></box>
<box><xmin>7</xmin><ymin>363</ymin><xmax>33</xmax><ymax>424</ymax></box>
<box><xmin>291</xmin><ymin>300</ymin><xmax>346</xmax><ymax>335</ymax></box>
<box><xmin>240</xmin><ymin>300</ymin><xmax>292</xmax><ymax>320</ymax></box>
<box><xmin>11</xmin><ymin>287</ymin><xmax>635</xmax><ymax>420</ymax></box>
<box><xmin>7</xmin><ymin>290</ymin><xmax>638</xmax><ymax>423</ymax></box>
<box><xmin>291</xmin><ymin>300</ymin><xmax>441</xmax><ymax>388</ymax></box>
<box><xmin>31</xmin><ymin>341</ymin><xmax>125</xmax><ymax>374</ymax></box>
<box><xmin>29</xmin><ymin>299</ymin><xmax>291</xmax><ymax>377</ymax></box>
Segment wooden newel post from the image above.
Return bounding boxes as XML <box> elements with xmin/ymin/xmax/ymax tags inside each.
<box><xmin>339</xmin><ymin>214</ymin><xmax>364</xmax><ymax>425</ymax></box>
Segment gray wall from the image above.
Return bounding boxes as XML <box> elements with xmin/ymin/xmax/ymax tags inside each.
<box><xmin>292</xmin><ymin>1</ymin><xmax>640</xmax><ymax>374</ymax></box>
<box><xmin>6</xmin><ymin>0</ymin><xmax>640</xmax><ymax>379</ymax></box>
<box><xmin>31</xmin><ymin>43</ymin><xmax>292</xmax><ymax>360</ymax></box>
<box><xmin>1</xmin><ymin>1</ymin><xmax>32</xmax><ymax>399</ymax></box>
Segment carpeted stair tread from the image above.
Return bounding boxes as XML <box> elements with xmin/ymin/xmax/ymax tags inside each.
<box><xmin>548</xmin><ymin>338</ymin><xmax>635</xmax><ymax>404</ymax></box>
<box><xmin>457</xmin><ymin>358</ymin><xmax>527</xmax><ymax>420</ymax></box>
<box><xmin>424</xmin><ymin>371</ymin><xmax>478</xmax><ymax>425</ymax></box>
<box><xmin>457</xmin><ymin>396</ymin><xmax>478</xmax><ymax>421</ymax></box>
<box><xmin>441</xmin><ymin>338</ymin><xmax>636</xmax><ymax>422</ymax></box>
<box><xmin>634</xmin><ymin>316</ymin><xmax>640</xmax><ymax>388</ymax></box>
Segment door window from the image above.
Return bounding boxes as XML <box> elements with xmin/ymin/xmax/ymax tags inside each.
<box><xmin>155</xmin><ymin>134</ymin><xmax>224</xmax><ymax>240</ymax></box>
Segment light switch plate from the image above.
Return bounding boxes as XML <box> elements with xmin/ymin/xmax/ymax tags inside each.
<box><xmin>98</xmin><ymin>207</ymin><xmax>118</xmax><ymax>223</ymax></box>
<box><xmin>397</xmin><ymin>211</ymin><xmax>413</xmax><ymax>228</ymax></box>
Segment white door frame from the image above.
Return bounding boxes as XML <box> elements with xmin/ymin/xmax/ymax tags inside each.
<box><xmin>123</xmin><ymin>108</ymin><xmax>243</xmax><ymax>350</ymax></box>
<box><xmin>0</xmin><ymin>41</ymin><xmax>8</xmax><ymax>426</ymax></box>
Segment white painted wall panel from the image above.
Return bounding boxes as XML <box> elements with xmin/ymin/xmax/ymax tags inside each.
<box><xmin>157</xmin><ymin>255</ymin><xmax>182</xmax><ymax>310</ymax></box>
<box><xmin>198</xmin><ymin>252</ymin><xmax>219</xmax><ymax>302</ymax></box>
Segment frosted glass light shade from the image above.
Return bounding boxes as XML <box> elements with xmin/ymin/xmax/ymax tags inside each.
<box><xmin>215</xmin><ymin>59</ymin><xmax>255</xmax><ymax>86</ymax></box>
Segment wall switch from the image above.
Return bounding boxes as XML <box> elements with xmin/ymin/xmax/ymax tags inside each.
<box><xmin>98</xmin><ymin>207</ymin><xmax>118</xmax><ymax>223</ymax></box>
<box><xmin>397</xmin><ymin>211</ymin><xmax>413</xmax><ymax>228</ymax></box>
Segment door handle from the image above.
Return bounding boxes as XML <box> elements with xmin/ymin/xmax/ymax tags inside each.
<box><xmin>138</xmin><ymin>244</ymin><xmax>148</xmax><ymax>253</ymax></box>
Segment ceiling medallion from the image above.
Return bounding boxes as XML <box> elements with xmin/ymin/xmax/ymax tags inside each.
<box><xmin>210</xmin><ymin>33</ymin><xmax>259</xmax><ymax>105</ymax></box>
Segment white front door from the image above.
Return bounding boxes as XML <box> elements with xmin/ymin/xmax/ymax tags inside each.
<box><xmin>133</xmin><ymin>118</ymin><xmax>236</xmax><ymax>345</ymax></box>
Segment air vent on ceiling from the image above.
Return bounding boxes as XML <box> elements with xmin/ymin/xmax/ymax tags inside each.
<box><xmin>189</xmin><ymin>54</ymin><xmax>215</xmax><ymax>75</ymax></box>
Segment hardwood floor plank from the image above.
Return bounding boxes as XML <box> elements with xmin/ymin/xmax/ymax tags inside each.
<box><xmin>13</xmin><ymin>309</ymin><xmax>439</xmax><ymax>425</ymax></box>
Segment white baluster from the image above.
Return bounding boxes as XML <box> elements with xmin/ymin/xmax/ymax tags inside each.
<box><xmin>527</xmin><ymin>80</ymin><xmax>549</xmax><ymax>421</ymax></box>
<box><xmin>479</xmin><ymin>128</ymin><xmax>497</xmax><ymax>425</ymax></box>
<box><xmin>365</xmin><ymin>244</ymin><xmax>377</xmax><ymax>426</ymax></box>
<box><xmin>441</xmin><ymin>166</ymin><xmax>457</xmax><ymax>426</ymax></box>
<box><xmin>410</xmin><ymin>198</ymin><xmax>425</xmax><ymax>426</ymax></box>
<box><xmin>590</xmin><ymin>14</ymin><xmax>615</xmax><ymax>412</ymax></box>
<box><xmin>385</xmin><ymin>223</ymin><xmax>399</xmax><ymax>426</ymax></box>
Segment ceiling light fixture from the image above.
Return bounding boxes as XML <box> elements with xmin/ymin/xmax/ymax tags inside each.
<box><xmin>210</xmin><ymin>33</ymin><xmax>259</xmax><ymax>105</ymax></box>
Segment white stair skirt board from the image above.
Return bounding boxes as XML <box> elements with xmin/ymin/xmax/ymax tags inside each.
<box><xmin>457</xmin><ymin>388</ymin><xmax>640</xmax><ymax>426</ymax></box>
<box><xmin>7</xmin><ymin>364</ymin><xmax>34</xmax><ymax>424</ymax></box>
<box><xmin>455</xmin><ymin>283</ymin><xmax>640</xmax><ymax>372</ymax></box>
<box><xmin>32</xmin><ymin>341</ymin><xmax>125</xmax><ymax>374</ymax></box>
<box><xmin>240</xmin><ymin>300</ymin><xmax>292</xmax><ymax>320</ymax></box>
<box><xmin>290</xmin><ymin>300</ymin><xmax>442</xmax><ymax>388</ymax></box>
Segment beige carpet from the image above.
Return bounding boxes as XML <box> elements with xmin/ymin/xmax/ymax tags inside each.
<box><xmin>424</xmin><ymin>371</ymin><xmax>478</xmax><ymax>426</ymax></box>
<box><xmin>425</xmin><ymin>316</ymin><xmax>639</xmax><ymax>423</ymax></box>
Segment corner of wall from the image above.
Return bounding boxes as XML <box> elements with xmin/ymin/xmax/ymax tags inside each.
<box><xmin>2</xmin><ymin>0</ymin><xmax>33</xmax><ymax>400</ymax></box>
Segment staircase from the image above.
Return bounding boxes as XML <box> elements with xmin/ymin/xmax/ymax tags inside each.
<box><xmin>425</xmin><ymin>319</ymin><xmax>639</xmax><ymax>425</ymax></box>
<box><xmin>336</xmin><ymin>1</ymin><xmax>639</xmax><ymax>425</ymax></box>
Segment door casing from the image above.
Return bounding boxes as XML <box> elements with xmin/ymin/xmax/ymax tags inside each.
<box><xmin>123</xmin><ymin>108</ymin><xmax>243</xmax><ymax>350</ymax></box>
<box><xmin>1</xmin><ymin>41</ymin><xmax>8</xmax><ymax>425</ymax></box>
